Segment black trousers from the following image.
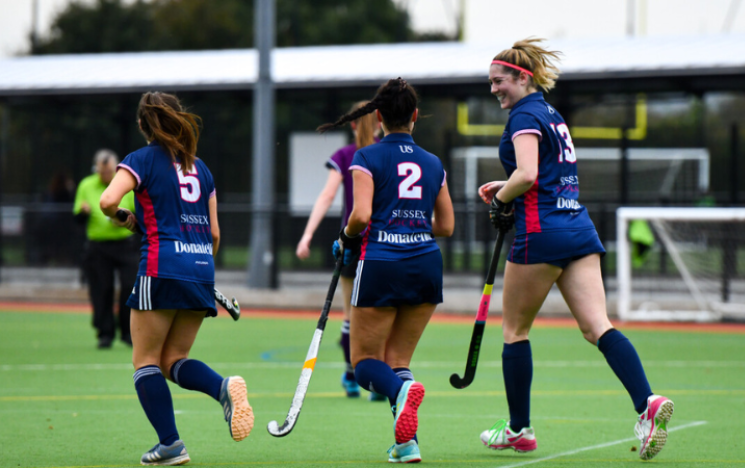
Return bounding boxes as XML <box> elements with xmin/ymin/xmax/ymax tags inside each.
<box><xmin>85</xmin><ymin>238</ymin><xmax>139</xmax><ymax>340</ymax></box>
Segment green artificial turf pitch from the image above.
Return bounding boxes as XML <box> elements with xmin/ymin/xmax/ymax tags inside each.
<box><xmin>1</xmin><ymin>310</ymin><xmax>744</xmax><ymax>467</ymax></box>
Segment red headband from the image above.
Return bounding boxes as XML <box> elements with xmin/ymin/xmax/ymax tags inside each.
<box><xmin>491</xmin><ymin>60</ymin><xmax>534</xmax><ymax>77</ymax></box>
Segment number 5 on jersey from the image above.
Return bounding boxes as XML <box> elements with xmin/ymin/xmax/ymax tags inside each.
<box><xmin>398</xmin><ymin>162</ymin><xmax>422</xmax><ymax>199</ymax></box>
<box><xmin>175</xmin><ymin>163</ymin><xmax>201</xmax><ymax>202</ymax></box>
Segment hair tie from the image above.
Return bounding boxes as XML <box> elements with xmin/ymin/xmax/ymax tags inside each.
<box><xmin>491</xmin><ymin>60</ymin><xmax>534</xmax><ymax>77</ymax></box>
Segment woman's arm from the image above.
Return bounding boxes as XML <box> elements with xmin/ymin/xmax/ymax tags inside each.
<box><xmin>209</xmin><ymin>196</ymin><xmax>220</xmax><ymax>257</ymax></box>
<box><xmin>432</xmin><ymin>181</ymin><xmax>455</xmax><ymax>237</ymax></box>
<box><xmin>296</xmin><ymin>170</ymin><xmax>343</xmax><ymax>259</ymax></box>
<box><xmin>494</xmin><ymin>134</ymin><xmax>540</xmax><ymax>203</ymax></box>
<box><xmin>345</xmin><ymin>170</ymin><xmax>373</xmax><ymax>236</ymax></box>
<box><xmin>100</xmin><ymin>170</ymin><xmax>137</xmax><ymax>217</ymax></box>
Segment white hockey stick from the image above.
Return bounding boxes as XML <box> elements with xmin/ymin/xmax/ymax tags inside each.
<box><xmin>267</xmin><ymin>257</ymin><xmax>344</xmax><ymax>437</ymax></box>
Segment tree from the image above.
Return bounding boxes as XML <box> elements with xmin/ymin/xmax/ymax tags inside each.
<box><xmin>33</xmin><ymin>0</ymin><xmax>156</xmax><ymax>54</ymax></box>
<box><xmin>32</xmin><ymin>0</ymin><xmax>452</xmax><ymax>55</ymax></box>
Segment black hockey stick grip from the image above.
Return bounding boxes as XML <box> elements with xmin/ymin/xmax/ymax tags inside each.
<box><xmin>115</xmin><ymin>209</ymin><xmax>143</xmax><ymax>234</ymax></box>
<box><xmin>449</xmin><ymin>229</ymin><xmax>505</xmax><ymax>389</ymax></box>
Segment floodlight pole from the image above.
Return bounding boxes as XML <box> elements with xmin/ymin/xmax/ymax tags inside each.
<box><xmin>247</xmin><ymin>0</ymin><xmax>277</xmax><ymax>289</ymax></box>
<box><xmin>0</xmin><ymin>104</ymin><xmax>7</xmax><ymax>275</ymax></box>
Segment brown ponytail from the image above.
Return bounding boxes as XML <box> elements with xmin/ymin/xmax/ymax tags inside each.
<box><xmin>350</xmin><ymin>100</ymin><xmax>378</xmax><ymax>149</ymax></box>
<box><xmin>137</xmin><ymin>92</ymin><xmax>201</xmax><ymax>173</ymax></box>
<box><xmin>493</xmin><ymin>37</ymin><xmax>562</xmax><ymax>92</ymax></box>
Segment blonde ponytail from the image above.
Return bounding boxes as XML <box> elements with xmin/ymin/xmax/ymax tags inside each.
<box><xmin>350</xmin><ymin>101</ymin><xmax>377</xmax><ymax>149</ymax></box>
<box><xmin>493</xmin><ymin>37</ymin><xmax>562</xmax><ymax>92</ymax></box>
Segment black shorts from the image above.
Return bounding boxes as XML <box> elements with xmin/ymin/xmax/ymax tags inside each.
<box><xmin>351</xmin><ymin>250</ymin><xmax>443</xmax><ymax>308</ymax></box>
<box><xmin>126</xmin><ymin>276</ymin><xmax>217</xmax><ymax>317</ymax></box>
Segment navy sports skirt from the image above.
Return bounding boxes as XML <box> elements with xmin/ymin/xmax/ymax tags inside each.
<box><xmin>508</xmin><ymin>228</ymin><xmax>606</xmax><ymax>269</ymax></box>
<box><xmin>351</xmin><ymin>250</ymin><xmax>443</xmax><ymax>308</ymax></box>
<box><xmin>127</xmin><ymin>276</ymin><xmax>217</xmax><ymax>317</ymax></box>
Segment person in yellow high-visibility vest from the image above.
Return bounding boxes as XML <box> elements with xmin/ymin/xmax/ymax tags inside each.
<box><xmin>73</xmin><ymin>149</ymin><xmax>137</xmax><ymax>349</ymax></box>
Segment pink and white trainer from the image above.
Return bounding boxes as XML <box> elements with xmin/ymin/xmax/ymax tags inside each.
<box><xmin>635</xmin><ymin>395</ymin><xmax>674</xmax><ymax>460</ymax></box>
<box><xmin>480</xmin><ymin>419</ymin><xmax>537</xmax><ymax>452</ymax></box>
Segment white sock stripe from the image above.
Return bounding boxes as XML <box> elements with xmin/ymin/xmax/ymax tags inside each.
<box><xmin>395</xmin><ymin>369</ymin><xmax>415</xmax><ymax>381</ymax></box>
<box><xmin>340</xmin><ymin>321</ymin><xmax>350</xmax><ymax>333</ymax></box>
<box><xmin>133</xmin><ymin>366</ymin><xmax>162</xmax><ymax>384</ymax></box>
<box><xmin>171</xmin><ymin>358</ymin><xmax>188</xmax><ymax>385</ymax></box>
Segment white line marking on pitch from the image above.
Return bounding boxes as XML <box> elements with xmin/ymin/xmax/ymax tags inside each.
<box><xmin>497</xmin><ymin>420</ymin><xmax>707</xmax><ymax>468</ymax></box>
<box><xmin>2</xmin><ymin>360</ymin><xmax>743</xmax><ymax>371</ymax></box>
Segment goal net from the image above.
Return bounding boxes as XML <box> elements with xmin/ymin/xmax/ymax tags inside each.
<box><xmin>617</xmin><ymin>207</ymin><xmax>745</xmax><ymax>322</ymax></box>
<box><xmin>450</xmin><ymin>147</ymin><xmax>710</xmax><ymax>204</ymax></box>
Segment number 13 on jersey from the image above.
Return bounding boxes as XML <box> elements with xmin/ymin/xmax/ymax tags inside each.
<box><xmin>549</xmin><ymin>123</ymin><xmax>576</xmax><ymax>163</ymax></box>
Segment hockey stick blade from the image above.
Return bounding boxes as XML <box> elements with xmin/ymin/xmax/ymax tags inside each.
<box><xmin>267</xmin><ymin>257</ymin><xmax>343</xmax><ymax>437</ymax></box>
<box><xmin>450</xmin><ymin>228</ymin><xmax>505</xmax><ymax>389</ymax></box>
<box><xmin>214</xmin><ymin>288</ymin><xmax>240</xmax><ymax>321</ymax></box>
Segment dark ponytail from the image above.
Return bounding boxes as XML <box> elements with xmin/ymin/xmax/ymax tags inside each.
<box><xmin>137</xmin><ymin>92</ymin><xmax>201</xmax><ymax>173</ymax></box>
<box><xmin>317</xmin><ymin>78</ymin><xmax>417</xmax><ymax>134</ymax></box>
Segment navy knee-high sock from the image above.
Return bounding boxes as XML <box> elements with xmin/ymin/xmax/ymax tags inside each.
<box><xmin>354</xmin><ymin>359</ymin><xmax>404</xmax><ymax>404</ymax></box>
<box><xmin>170</xmin><ymin>359</ymin><xmax>224</xmax><ymax>402</ymax></box>
<box><xmin>502</xmin><ymin>340</ymin><xmax>532</xmax><ymax>432</ymax></box>
<box><xmin>597</xmin><ymin>329</ymin><xmax>653</xmax><ymax>414</ymax></box>
<box><xmin>134</xmin><ymin>366</ymin><xmax>179</xmax><ymax>446</ymax></box>
<box><xmin>340</xmin><ymin>321</ymin><xmax>353</xmax><ymax>380</ymax></box>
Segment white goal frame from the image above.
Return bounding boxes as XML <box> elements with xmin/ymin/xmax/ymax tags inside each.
<box><xmin>617</xmin><ymin>207</ymin><xmax>745</xmax><ymax>322</ymax></box>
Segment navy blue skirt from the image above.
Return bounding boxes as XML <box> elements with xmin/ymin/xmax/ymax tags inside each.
<box><xmin>351</xmin><ymin>250</ymin><xmax>443</xmax><ymax>308</ymax></box>
<box><xmin>508</xmin><ymin>228</ymin><xmax>606</xmax><ymax>268</ymax></box>
<box><xmin>127</xmin><ymin>276</ymin><xmax>217</xmax><ymax>317</ymax></box>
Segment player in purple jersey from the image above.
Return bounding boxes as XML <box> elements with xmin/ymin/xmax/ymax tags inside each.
<box><xmin>295</xmin><ymin>100</ymin><xmax>382</xmax><ymax>399</ymax></box>
<box><xmin>100</xmin><ymin>92</ymin><xmax>253</xmax><ymax>465</ymax></box>
<box><xmin>477</xmin><ymin>39</ymin><xmax>673</xmax><ymax>460</ymax></box>
<box><xmin>319</xmin><ymin>78</ymin><xmax>454</xmax><ymax>463</ymax></box>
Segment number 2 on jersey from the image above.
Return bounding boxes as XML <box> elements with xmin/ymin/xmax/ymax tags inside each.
<box><xmin>398</xmin><ymin>162</ymin><xmax>422</xmax><ymax>199</ymax></box>
<box><xmin>175</xmin><ymin>163</ymin><xmax>201</xmax><ymax>202</ymax></box>
<box><xmin>550</xmin><ymin>123</ymin><xmax>577</xmax><ymax>163</ymax></box>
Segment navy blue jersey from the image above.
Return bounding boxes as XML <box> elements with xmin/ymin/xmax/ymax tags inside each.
<box><xmin>500</xmin><ymin>92</ymin><xmax>595</xmax><ymax>235</ymax></box>
<box><xmin>349</xmin><ymin>133</ymin><xmax>446</xmax><ymax>261</ymax></box>
<box><xmin>118</xmin><ymin>142</ymin><xmax>216</xmax><ymax>284</ymax></box>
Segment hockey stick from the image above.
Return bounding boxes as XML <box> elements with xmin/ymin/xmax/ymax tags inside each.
<box><xmin>115</xmin><ymin>209</ymin><xmax>240</xmax><ymax>321</ymax></box>
<box><xmin>449</xmin><ymin>228</ymin><xmax>505</xmax><ymax>389</ymax></box>
<box><xmin>213</xmin><ymin>287</ymin><xmax>241</xmax><ymax>321</ymax></box>
<box><xmin>267</xmin><ymin>256</ymin><xmax>344</xmax><ymax>437</ymax></box>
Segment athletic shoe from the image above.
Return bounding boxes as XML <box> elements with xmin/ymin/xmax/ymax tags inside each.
<box><xmin>97</xmin><ymin>336</ymin><xmax>113</xmax><ymax>349</ymax></box>
<box><xmin>635</xmin><ymin>395</ymin><xmax>674</xmax><ymax>460</ymax></box>
<box><xmin>341</xmin><ymin>373</ymin><xmax>360</xmax><ymax>398</ymax></box>
<box><xmin>140</xmin><ymin>440</ymin><xmax>190</xmax><ymax>466</ymax></box>
<box><xmin>388</xmin><ymin>440</ymin><xmax>422</xmax><ymax>463</ymax></box>
<box><xmin>480</xmin><ymin>419</ymin><xmax>537</xmax><ymax>452</ymax></box>
<box><xmin>369</xmin><ymin>391</ymin><xmax>387</xmax><ymax>402</ymax></box>
<box><xmin>219</xmin><ymin>376</ymin><xmax>254</xmax><ymax>442</ymax></box>
<box><xmin>394</xmin><ymin>380</ymin><xmax>425</xmax><ymax>444</ymax></box>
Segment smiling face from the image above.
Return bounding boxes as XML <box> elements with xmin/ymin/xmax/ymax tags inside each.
<box><xmin>489</xmin><ymin>64</ymin><xmax>532</xmax><ymax>109</ymax></box>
